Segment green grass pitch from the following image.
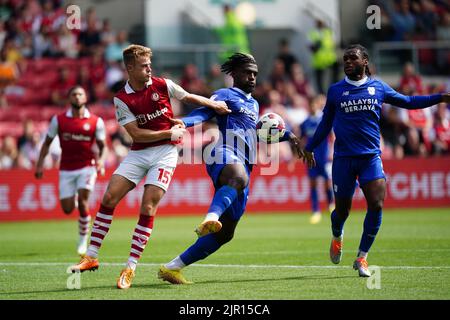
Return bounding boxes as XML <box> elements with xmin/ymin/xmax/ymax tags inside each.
<box><xmin>0</xmin><ymin>208</ymin><xmax>449</xmax><ymax>300</ymax></box>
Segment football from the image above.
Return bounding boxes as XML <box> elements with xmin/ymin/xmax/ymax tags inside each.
<box><xmin>256</xmin><ymin>112</ymin><xmax>286</xmax><ymax>143</ymax></box>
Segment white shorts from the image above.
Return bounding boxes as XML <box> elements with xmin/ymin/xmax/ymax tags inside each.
<box><xmin>59</xmin><ymin>166</ymin><xmax>97</xmax><ymax>199</ymax></box>
<box><xmin>113</xmin><ymin>144</ymin><xmax>178</xmax><ymax>192</ymax></box>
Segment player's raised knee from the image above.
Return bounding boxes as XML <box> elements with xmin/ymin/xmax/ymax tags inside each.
<box><xmin>228</xmin><ymin>175</ymin><xmax>248</xmax><ymax>192</ymax></box>
<box><xmin>102</xmin><ymin>191</ymin><xmax>120</xmax><ymax>208</ymax></box>
<box><xmin>369</xmin><ymin>200</ymin><xmax>384</xmax><ymax>213</ymax></box>
<box><xmin>140</xmin><ymin>203</ymin><xmax>155</xmax><ymax>216</ymax></box>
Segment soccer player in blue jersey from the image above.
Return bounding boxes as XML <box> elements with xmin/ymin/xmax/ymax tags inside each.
<box><xmin>158</xmin><ymin>53</ymin><xmax>303</xmax><ymax>284</ymax></box>
<box><xmin>300</xmin><ymin>95</ymin><xmax>334</xmax><ymax>224</ymax></box>
<box><xmin>303</xmin><ymin>44</ymin><xmax>450</xmax><ymax>277</ymax></box>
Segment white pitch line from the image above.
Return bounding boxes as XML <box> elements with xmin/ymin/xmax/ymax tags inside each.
<box><xmin>0</xmin><ymin>262</ymin><xmax>449</xmax><ymax>270</ymax></box>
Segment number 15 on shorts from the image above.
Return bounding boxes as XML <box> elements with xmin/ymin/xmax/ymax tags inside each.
<box><xmin>157</xmin><ymin>168</ymin><xmax>174</xmax><ymax>185</ymax></box>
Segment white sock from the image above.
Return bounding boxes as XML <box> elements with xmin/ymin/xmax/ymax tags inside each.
<box><xmin>165</xmin><ymin>256</ymin><xmax>186</xmax><ymax>270</ymax></box>
<box><xmin>127</xmin><ymin>257</ymin><xmax>138</xmax><ymax>271</ymax></box>
<box><xmin>358</xmin><ymin>251</ymin><xmax>368</xmax><ymax>259</ymax></box>
<box><xmin>205</xmin><ymin>212</ymin><xmax>220</xmax><ymax>221</ymax></box>
<box><xmin>333</xmin><ymin>235</ymin><xmax>343</xmax><ymax>242</ymax></box>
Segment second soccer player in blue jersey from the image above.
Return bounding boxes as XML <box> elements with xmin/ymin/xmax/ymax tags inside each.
<box><xmin>158</xmin><ymin>53</ymin><xmax>303</xmax><ymax>284</ymax></box>
<box><xmin>300</xmin><ymin>95</ymin><xmax>334</xmax><ymax>224</ymax></box>
<box><xmin>304</xmin><ymin>44</ymin><xmax>450</xmax><ymax>277</ymax></box>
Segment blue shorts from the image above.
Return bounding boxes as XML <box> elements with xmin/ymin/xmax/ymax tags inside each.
<box><xmin>206</xmin><ymin>160</ymin><xmax>251</xmax><ymax>222</ymax></box>
<box><xmin>308</xmin><ymin>161</ymin><xmax>331</xmax><ymax>179</ymax></box>
<box><xmin>332</xmin><ymin>154</ymin><xmax>386</xmax><ymax>198</ymax></box>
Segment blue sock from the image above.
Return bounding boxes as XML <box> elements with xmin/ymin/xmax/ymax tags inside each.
<box><xmin>331</xmin><ymin>210</ymin><xmax>347</xmax><ymax>238</ymax></box>
<box><xmin>311</xmin><ymin>187</ymin><xmax>319</xmax><ymax>212</ymax></box>
<box><xmin>358</xmin><ymin>209</ymin><xmax>382</xmax><ymax>254</ymax></box>
<box><xmin>207</xmin><ymin>185</ymin><xmax>238</xmax><ymax>218</ymax></box>
<box><xmin>179</xmin><ymin>234</ymin><xmax>221</xmax><ymax>266</ymax></box>
<box><xmin>326</xmin><ymin>188</ymin><xmax>333</xmax><ymax>205</ymax></box>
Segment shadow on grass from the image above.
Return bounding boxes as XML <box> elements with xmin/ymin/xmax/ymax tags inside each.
<box><xmin>3</xmin><ymin>273</ymin><xmax>357</xmax><ymax>297</ymax></box>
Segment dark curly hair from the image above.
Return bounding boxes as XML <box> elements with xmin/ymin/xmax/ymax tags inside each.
<box><xmin>220</xmin><ymin>52</ymin><xmax>257</xmax><ymax>75</ymax></box>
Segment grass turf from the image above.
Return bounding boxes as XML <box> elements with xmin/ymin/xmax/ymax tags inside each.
<box><xmin>0</xmin><ymin>208</ymin><xmax>449</xmax><ymax>300</ymax></box>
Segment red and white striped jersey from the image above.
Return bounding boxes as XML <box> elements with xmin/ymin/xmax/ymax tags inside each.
<box><xmin>47</xmin><ymin>109</ymin><xmax>106</xmax><ymax>171</ymax></box>
<box><xmin>113</xmin><ymin>76</ymin><xmax>188</xmax><ymax>151</ymax></box>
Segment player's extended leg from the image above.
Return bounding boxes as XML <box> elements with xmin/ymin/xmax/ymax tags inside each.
<box><xmin>329</xmin><ymin>196</ymin><xmax>352</xmax><ymax>264</ymax></box>
<box><xmin>309</xmin><ymin>177</ymin><xmax>321</xmax><ymax>224</ymax></box>
<box><xmin>70</xmin><ymin>175</ymin><xmax>135</xmax><ymax>272</ymax></box>
<box><xmin>195</xmin><ymin>163</ymin><xmax>248</xmax><ymax>237</ymax></box>
<box><xmin>76</xmin><ymin>189</ymin><xmax>92</xmax><ymax>255</ymax></box>
<box><xmin>117</xmin><ymin>184</ymin><xmax>164</xmax><ymax>289</ymax></box>
<box><xmin>353</xmin><ymin>178</ymin><xmax>385</xmax><ymax>277</ymax></box>
<box><xmin>159</xmin><ymin>210</ymin><xmax>241</xmax><ymax>285</ymax></box>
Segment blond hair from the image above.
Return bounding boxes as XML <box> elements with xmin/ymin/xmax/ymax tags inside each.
<box><xmin>122</xmin><ymin>44</ymin><xmax>152</xmax><ymax>67</ymax></box>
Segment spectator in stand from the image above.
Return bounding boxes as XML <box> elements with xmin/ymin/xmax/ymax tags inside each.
<box><xmin>412</xmin><ymin>0</ymin><xmax>439</xmax><ymax>39</ymax></box>
<box><xmin>399</xmin><ymin>62</ymin><xmax>424</xmax><ymax>94</ymax></box>
<box><xmin>0</xmin><ymin>0</ymin><xmax>12</xmax><ymax>21</ymax></box>
<box><xmin>276</xmin><ymin>38</ymin><xmax>299</xmax><ymax>78</ymax></box>
<box><xmin>0</xmin><ymin>135</ymin><xmax>18</xmax><ymax>169</ymax></box>
<box><xmin>53</xmin><ymin>24</ymin><xmax>79</xmax><ymax>58</ymax></box>
<box><xmin>206</xmin><ymin>63</ymin><xmax>226</xmax><ymax>95</ymax></box>
<box><xmin>0</xmin><ymin>47</ymin><xmax>18</xmax><ymax>107</ymax></box>
<box><xmin>51</xmin><ymin>67</ymin><xmax>77</xmax><ymax>106</ymax></box>
<box><xmin>380</xmin><ymin>105</ymin><xmax>407</xmax><ymax>159</ymax></box>
<box><xmin>436</xmin><ymin>12</ymin><xmax>450</xmax><ymax>72</ymax></box>
<box><xmin>268</xmin><ymin>58</ymin><xmax>288</xmax><ymax>90</ymax></box>
<box><xmin>100</xmin><ymin>18</ymin><xmax>115</xmax><ymax>46</ymax></box>
<box><xmin>78</xmin><ymin>19</ymin><xmax>101</xmax><ymax>57</ymax></box>
<box><xmin>180</xmin><ymin>63</ymin><xmax>208</xmax><ymax>96</ymax></box>
<box><xmin>17</xmin><ymin>118</ymin><xmax>34</xmax><ymax>150</ymax></box>
<box><xmin>105</xmin><ymin>59</ymin><xmax>125</xmax><ymax>90</ymax></box>
<box><xmin>19</xmin><ymin>131</ymin><xmax>43</xmax><ymax>169</ymax></box>
<box><xmin>290</xmin><ymin>62</ymin><xmax>315</xmax><ymax>98</ymax></box>
<box><xmin>20</xmin><ymin>33</ymin><xmax>33</xmax><ymax>58</ymax></box>
<box><xmin>33</xmin><ymin>24</ymin><xmax>54</xmax><ymax>58</ymax></box>
<box><xmin>285</xmin><ymin>93</ymin><xmax>309</xmax><ymax>128</ymax></box>
<box><xmin>105</xmin><ymin>30</ymin><xmax>130</xmax><ymax>63</ymax></box>
<box><xmin>432</xmin><ymin>102</ymin><xmax>450</xmax><ymax>155</ymax></box>
<box><xmin>386</xmin><ymin>0</ymin><xmax>416</xmax><ymax>41</ymax></box>
<box><xmin>0</xmin><ymin>20</ymin><xmax>6</xmax><ymax>50</ymax></box>
<box><xmin>402</xmin><ymin>85</ymin><xmax>434</xmax><ymax>155</ymax></box>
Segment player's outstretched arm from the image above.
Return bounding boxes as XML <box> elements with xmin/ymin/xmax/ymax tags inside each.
<box><xmin>383</xmin><ymin>81</ymin><xmax>448</xmax><ymax>109</ymax></box>
<box><xmin>180</xmin><ymin>107</ymin><xmax>217</xmax><ymax>128</ymax></box>
<box><xmin>35</xmin><ymin>136</ymin><xmax>54</xmax><ymax>179</ymax></box>
<box><xmin>181</xmin><ymin>94</ymin><xmax>231</xmax><ymax>115</ymax></box>
<box><xmin>123</xmin><ymin>121</ymin><xmax>186</xmax><ymax>143</ymax></box>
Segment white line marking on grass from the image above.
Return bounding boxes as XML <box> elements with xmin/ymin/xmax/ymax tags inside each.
<box><xmin>0</xmin><ymin>262</ymin><xmax>449</xmax><ymax>270</ymax></box>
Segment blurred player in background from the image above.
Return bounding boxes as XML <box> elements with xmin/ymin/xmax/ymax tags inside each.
<box><xmin>35</xmin><ymin>86</ymin><xmax>107</xmax><ymax>255</ymax></box>
<box><xmin>299</xmin><ymin>94</ymin><xmax>334</xmax><ymax>224</ymax></box>
<box><xmin>69</xmin><ymin>44</ymin><xmax>230</xmax><ymax>289</ymax></box>
<box><xmin>303</xmin><ymin>44</ymin><xmax>450</xmax><ymax>277</ymax></box>
<box><xmin>158</xmin><ymin>53</ymin><xmax>303</xmax><ymax>284</ymax></box>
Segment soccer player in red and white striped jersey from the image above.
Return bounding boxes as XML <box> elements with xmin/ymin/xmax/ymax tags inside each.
<box><xmin>70</xmin><ymin>44</ymin><xmax>230</xmax><ymax>289</ymax></box>
<box><xmin>35</xmin><ymin>86</ymin><xmax>107</xmax><ymax>255</ymax></box>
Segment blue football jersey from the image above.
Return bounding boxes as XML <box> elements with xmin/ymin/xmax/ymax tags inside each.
<box><xmin>305</xmin><ymin>77</ymin><xmax>442</xmax><ymax>158</ymax></box>
<box><xmin>182</xmin><ymin>87</ymin><xmax>259</xmax><ymax>164</ymax></box>
<box><xmin>300</xmin><ymin>114</ymin><xmax>329</xmax><ymax>165</ymax></box>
